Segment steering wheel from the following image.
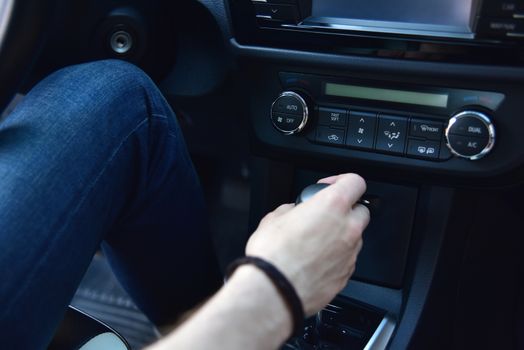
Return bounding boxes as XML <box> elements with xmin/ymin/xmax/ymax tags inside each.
<box><xmin>0</xmin><ymin>0</ymin><xmax>51</xmax><ymax>108</ymax></box>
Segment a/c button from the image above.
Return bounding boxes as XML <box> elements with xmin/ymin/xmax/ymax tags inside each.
<box><xmin>447</xmin><ymin>134</ymin><xmax>489</xmax><ymax>157</ymax></box>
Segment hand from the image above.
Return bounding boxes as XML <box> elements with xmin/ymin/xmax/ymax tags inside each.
<box><xmin>245</xmin><ymin>173</ymin><xmax>370</xmax><ymax>316</ymax></box>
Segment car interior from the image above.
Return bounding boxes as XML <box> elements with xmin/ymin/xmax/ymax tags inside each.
<box><xmin>1</xmin><ymin>0</ymin><xmax>524</xmax><ymax>349</ymax></box>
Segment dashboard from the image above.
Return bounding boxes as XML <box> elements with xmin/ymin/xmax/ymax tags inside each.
<box><xmin>221</xmin><ymin>1</ymin><xmax>524</xmax><ymax>349</ymax></box>
<box><xmin>227</xmin><ymin>0</ymin><xmax>524</xmax><ymax>186</ymax></box>
<box><xmin>23</xmin><ymin>0</ymin><xmax>524</xmax><ymax>349</ymax></box>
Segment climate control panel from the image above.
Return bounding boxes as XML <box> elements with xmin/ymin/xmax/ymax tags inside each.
<box><xmin>309</xmin><ymin>105</ymin><xmax>452</xmax><ymax>161</ymax></box>
<box><xmin>269</xmin><ymin>91</ymin><xmax>497</xmax><ymax>162</ymax></box>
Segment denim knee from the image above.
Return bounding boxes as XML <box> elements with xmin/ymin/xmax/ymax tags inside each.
<box><xmin>6</xmin><ymin>60</ymin><xmax>169</xmax><ymax>140</ymax></box>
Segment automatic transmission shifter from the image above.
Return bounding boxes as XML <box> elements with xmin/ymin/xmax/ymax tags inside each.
<box><xmin>296</xmin><ymin>183</ymin><xmax>373</xmax><ymax>210</ymax></box>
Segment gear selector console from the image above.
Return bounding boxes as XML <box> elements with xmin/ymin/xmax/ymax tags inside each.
<box><xmin>282</xmin><ymin>296</ymin><xmax>395</xmax><ymax>349</ymax></box>
<box><xmin>287</xmin><ymin>183</ymin><xmax>397</xmax><ymax>349</ymax></box>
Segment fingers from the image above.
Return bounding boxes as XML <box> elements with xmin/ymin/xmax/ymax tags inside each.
<box><xmin>258</xmin><ymin>203</ymin><xmax>294</xmax><ymax>227</ymax></box>
<box><xmin>312</xmin><ymin>174</ymin><xmax>367</xmax><ymax>214</ymax></box>
<box><xmin>272</xmin><ymin>203</ymin><xmax>294</xmax><ymax>217</ymax></box>
<box><xmin>317</xmin><ymin>174</ymin><xmax>342</xmax><ymax>185</ymax></box>
<box><xmin>350</xmin><ymin>204</ymin><xmax>370</xmax><ymax>231</ymax></box>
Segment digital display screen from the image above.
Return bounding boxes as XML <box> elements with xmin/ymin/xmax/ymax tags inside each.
<box><xmin>325</xmin><ymin>83</ymin><xmax>449</xmax><ymax>108</ymax></box>
<box><xmin>309</xmin><ymin>0</ymin><xmax>477</xmax><ymax>38</ymax></box>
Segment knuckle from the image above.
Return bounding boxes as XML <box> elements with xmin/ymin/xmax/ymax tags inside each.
<box><xmin>344</xmin><ymin>173</ymin><xmax>367</xmax><ymax>192</ymax></box>
<box><xmin>352</xmin><ymin>173</ymin><xmax>367</xmax><ymax>191</ymax></box>
<box><xmin>277</xmin><ymin>203</ymin><xmax>293</xmax><ymax>213</ymax></box>
<box><xmin>324</xmin><ymin>191</ymin><xmax>348</xmax><ymax>210</ymax></box>
<box><xmin>259</xmin><ymin>212</ymin><xmax>274</xmax><ymax>226</ymax></box>
<box><xmin>348</xmin><ymin>219</ymin><xmax>365</xmax><ymax>236</ymax></box>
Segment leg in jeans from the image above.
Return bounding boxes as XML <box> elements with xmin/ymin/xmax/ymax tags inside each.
<box><xmin>0</xmin><ymin>60</ymin><xmax>221</xmax><ymax>349</ymax></box>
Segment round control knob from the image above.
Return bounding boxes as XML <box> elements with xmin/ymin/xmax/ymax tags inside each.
<box><xmin>445</xmin><ymin>111</ymin><xmax>495</xmax><ymax>160</ymax></box>
<box><xmin>270</xmin><ymin>91</ymin><xmax>309</xmax><ymax>135</ymax></box>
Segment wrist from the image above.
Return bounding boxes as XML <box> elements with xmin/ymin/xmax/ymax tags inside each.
<box><xmin>228</xmin><ymin>265</ymin><xmax>294</xmax><ymax>342</ymax></box>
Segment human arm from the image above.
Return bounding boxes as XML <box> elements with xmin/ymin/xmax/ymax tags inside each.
<box><xmin>149</xmin><ymin>264</ymin><xmax>293</xmax><ymax>350</ymax></box>
<box><xmin>147</xmin><ymin>173</ymin><xmax>370</xmax><ymax>350</ymax></box>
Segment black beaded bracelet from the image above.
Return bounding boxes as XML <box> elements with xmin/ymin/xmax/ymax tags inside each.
<box><xmin>225</xmin><ymin>256</ymin><xmax>305</xmax><ymax>338</ymax></box>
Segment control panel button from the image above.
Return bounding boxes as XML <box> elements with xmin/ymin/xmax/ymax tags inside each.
<box><xmin>445</xmin><ymin>110</ymin><xmax>495</xmax><ymax>160</ymax></box>
<box><xmin>256</xmin><ymin>0</ymin><xmax>298</xmax><ymax>4</ymax></box>
<box><xmin>316</xmin><ymin>127</ymin><xmax>345</xmax><ymax>146</ymax></box>
<box><xmin>346</xmin><ymin>111</ymin><xmax>377</xmax><ymax>150</ymax></box>
<box><xmin>483</xmin><ymin>1</ymin><xmax>522</xmax><ymax>17</ymax></box>
<box><xmin>254</xmin><ymin>3</ymin><xmax>299</xmax><ymax>23</ymax></box>
<box><xmin>407</xmin><ymin>139</ymin><xmax>440</xmax><ymax>159</ymax></box>
<box><xmin>447</xmin><ymin>134</ymin><xmax>489</xmax><ymax>157</ymax></box>
<box><xmin>270</xmin><ymin>91</ymin><xmax>309</xmax><ymax>135</ymax></box>
<box><xmin>272</xmin><ymin>113</ymin><xmax>303</xmax><ymax>131</ymax></box>
<box><xmin>272</xmin><ymin>95</ymin><xmax>304</xmax><ymax>116</ymax></box>
<box><xmin>318</xmin><ymin>107</ymin><xmax>348</xmax><ymax>127</ymax></box>
<box><xmin>478</xmin><ymin>18</ymin><xmax>524</xmax><ymax>37</ymax></box>
<box><xmin>376</xmin><ymin>115</ymin><xmax>408</xmax><ymax>154</ymax></box>
<box><xmin>447</xmin><ymin>116</ymin><xmax>490</xmax><ymax>139</ymax></box>
<box><xmin>410</xmin><ymin>119</ymin><xmax>443</xmax><ymax>140</ymax></box>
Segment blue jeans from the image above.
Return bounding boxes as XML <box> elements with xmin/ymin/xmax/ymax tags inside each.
<box><xmin>0</xmin><ymin>60</ymin><xmax>221</xmax><ymax>348</ymax></box>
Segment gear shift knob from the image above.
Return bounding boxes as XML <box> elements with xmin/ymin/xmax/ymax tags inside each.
<box><xmin>296</xmin><ymin>183</ymin><xmax>374</xmax><ymax>210</ymax></box>
<box><xmin>295</xmin><ymin>183</ymin><xmax>330</xmax><ymax>205</ymax></box>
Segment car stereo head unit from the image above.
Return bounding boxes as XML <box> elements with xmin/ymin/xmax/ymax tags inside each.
<box><xmin>304</xmin><ymin>0</ymin><xmax>479</xmax><ymax>39</ymax></box>
<box><xmin>248</xmin><ymin>0</ymin><xmax>524</xmax><ymax>44</ymax></box>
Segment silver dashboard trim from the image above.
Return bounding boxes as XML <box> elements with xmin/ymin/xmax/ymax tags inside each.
<box><xmin>0</xmin><ymin>0</ymin><xmax>14</xmax><ymax>53</ymax></box>
<box><xmin>364</xmin><ymin>314</ymin><xmax>396</xmax><ymax>350</ymax></box>
<box><xmin>270</xmin><ymin>91</ymin><xmax>309</xmax><ymax>135</ymax></box>
<box><xmin>445</xmin><ymin>110</ymin><xmax>496</xmax><ymax>160</ymax></box>
<box><xmin>283</xmin><ymin>16</ymin><xmax>475</xmax><ymax>40</ymax></box>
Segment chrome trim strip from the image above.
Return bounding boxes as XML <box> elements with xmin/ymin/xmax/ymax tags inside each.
<box><xmin>445</xmin><ymin>110</ymin><xmax>496</xmax><ymax>160</ymax></box>
<box><xmin>363</xmin><ymin>314</ymin><xmax>396</xmax><ymax>350</ymax></box>
<box><xmin>507</xmin><ymin>32</ymin><xmax>524</xmax><ymax>37</ymax></box>
<box><xmin>0</xmin><ymin>0</ymin><xmax>15</xmax><ymax>53</ymax></box>
<box><xmin>283</xmin><ymin>22</ymin><xmax>475</xmax><ymax>40</ymax></box>
<box><xmin>270</xmin><ymin>91</ymin><xmax>309</xmax><ymax>135</ymax></box>
<box><xmin>68</xmin><ymin>306</ymin><xmax>131</xmax><ymax>349</ymax></box>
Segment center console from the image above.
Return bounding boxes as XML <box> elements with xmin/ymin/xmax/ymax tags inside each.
<box><xmin>224</xmin><ymin>0</ymin><xmax>524</xmax><ymax>349</ymax></box>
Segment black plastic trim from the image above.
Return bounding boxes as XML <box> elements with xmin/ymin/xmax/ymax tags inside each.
<box><xmin>231</xmin><ymin>38</ymin><xmax>524</xmax><ymax>82</ymax></box>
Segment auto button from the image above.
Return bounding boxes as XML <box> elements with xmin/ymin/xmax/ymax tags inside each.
<box><xmin>272</xmin><ymin>95</ymin><xmax>304</xmax><ymax>116</ymax></box>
